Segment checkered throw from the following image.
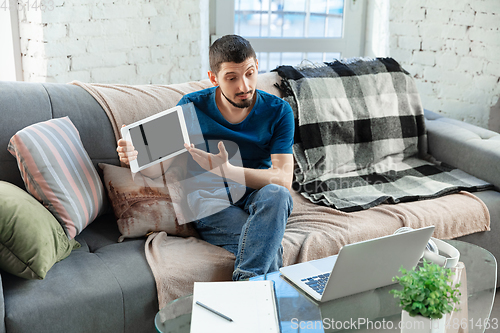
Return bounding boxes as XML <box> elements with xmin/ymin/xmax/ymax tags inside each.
<box><xmin>274</xmin><ymin>58</ymin><xmax>492</xmax><ymax>212</ymax></box>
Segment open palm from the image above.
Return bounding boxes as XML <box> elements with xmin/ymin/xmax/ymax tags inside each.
<box><xmin>184</xmin><ymin>141</ymin><xmax>230</xmax><ymax>173</ymax></box>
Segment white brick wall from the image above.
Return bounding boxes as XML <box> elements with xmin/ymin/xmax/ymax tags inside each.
<box><xmin>18</xmin><ymin>0</ymin><xmax>498</xmax><ymax>127</ymax></box>
<box><xmin>389</xmin><ymin>0</ymin><xmax>500</xmax><ymax>129</ymax></box>
<box><xmin>18</xmin><ymin>0</ymin><xmax>209</xmax><ymax>85</ymax></box>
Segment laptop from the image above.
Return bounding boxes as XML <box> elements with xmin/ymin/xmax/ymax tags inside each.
<box><xmin>279</xmin><ymin>226</ymin><xmax>435</xmax><ymax>302</ymax></box>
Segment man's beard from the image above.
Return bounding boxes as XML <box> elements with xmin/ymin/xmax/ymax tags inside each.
<box><xmin>220</xmin><ymin>88</ymin><xmax>254</xmax><ymax>109</ymax></box>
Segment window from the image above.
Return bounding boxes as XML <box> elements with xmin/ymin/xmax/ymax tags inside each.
<box><xmin>0</xmin><ymin>9</ymin><xmax>22</xmax><ymax>81</ymax></box>
<box><xmin>212</xmin><ymin>0</ymin><xmax>367</xmax><ymax>72</ymax></box>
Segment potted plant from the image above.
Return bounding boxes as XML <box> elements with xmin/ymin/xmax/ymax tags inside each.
<box><xmin>390</xmin><ymin>259</ymin><xmax>461</xmax><ymax>333</ymax></box>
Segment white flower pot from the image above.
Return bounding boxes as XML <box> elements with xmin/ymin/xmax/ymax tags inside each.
<box><xmin>400</xmin><ymin>310</ymin><xmax>446</xmax><ymax>333</ymax></box>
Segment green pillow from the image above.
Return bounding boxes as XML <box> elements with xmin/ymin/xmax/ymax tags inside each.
<box><xmin>0</xmin><ymin>181</ymin><xmax>80</xmax><ymax>279</ymax></box>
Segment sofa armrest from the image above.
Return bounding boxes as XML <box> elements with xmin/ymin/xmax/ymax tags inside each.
<box><xmin>0</xmin><ymin>273</ymin><xmax>5</xmax><ymax>333</ymax></box>
<box><xmin>424</xmin><ymin>109</ymin><xmax>500</xmax><ymax>190</ymax></box>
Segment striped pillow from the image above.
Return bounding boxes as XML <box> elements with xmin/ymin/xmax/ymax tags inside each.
<box><xmin>7</xmin><ymin>117</ymin><xmax>105</xmax><ymax>239</ymax></box>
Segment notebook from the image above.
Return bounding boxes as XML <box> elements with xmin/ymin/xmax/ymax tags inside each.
<box><xmin>190</xmin><ymin>281</ymin><xmax>280</xmax><ymax>333</ymax></box>
<box><xmin>279</xmin><ymin>226</ymin><xmax>435</xmax><ymax>303</ymax></box>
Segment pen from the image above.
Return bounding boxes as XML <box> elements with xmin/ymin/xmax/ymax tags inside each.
<box><xmin>195</xmin><ymin>301</ymin><xmax>233</xmax><ymax>322</ymax></box>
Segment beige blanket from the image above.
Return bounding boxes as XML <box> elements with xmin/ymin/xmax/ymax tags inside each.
<box><xmin>69</xmin><ymin>80</ymin><xmax>214</xmax><ymax>143</ymax></box>
<box><xmin>69</xmin><ymin>73</ymin><xmax>281</xmax><ymax>143</ymax></box>
<box><xmin>146</xmin><ymin>189</ymin><xmax>489</xmax><ymax>309</ymax></box>
<box><xmin>71</xmin><ymin>79</ymin><xmax>490</xmax><ymax>311</ymax></box>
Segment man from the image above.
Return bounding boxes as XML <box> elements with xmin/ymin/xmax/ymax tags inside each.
<box><xmin>117</xmin><ymin>35</ymin><xmax>294</xmax><ymax>281</ymax></box>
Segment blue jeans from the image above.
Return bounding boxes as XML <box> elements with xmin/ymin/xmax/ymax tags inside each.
<box><xmin>189</xmin><ymin>184</ymin><xmax>293</xmax><ymax>281</ymax></box>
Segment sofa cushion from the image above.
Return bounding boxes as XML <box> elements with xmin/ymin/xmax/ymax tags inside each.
<box><xmin>99</xmin><ymin>163</ymin><xmax>198</xmax><ymax>242</ymax></box>
<box><xmin>94</xmin><ymin>240</ymin><xmax>158</xmax><ymax>333</ymax></box>
<box><xmin>75</xmin><ymin>213</ymin><xmax>122</xmax><ymax>252</ymax></box>
<box><xmin>0</xmin><ymin>181</ymin><xmax>79</xmax><ymax>280</ymax></box>
<box><xmin>0</xmin><ymin>82</ymin><xmax>53</xmax><ymax>190</ymax></box>
<box><xmin>2</xmin><ymin>250</ymin><xmax>129</xmax><ymax>333</ymax></box>
<box><xmin>7</xmin><ymin>117</ymin><xmax>106</xmax><ymax>239</ymax></box>
<box><xmin>2</xmin><ymin>226</ymin><xmax>158</xmax><ymax>333</ymax></box>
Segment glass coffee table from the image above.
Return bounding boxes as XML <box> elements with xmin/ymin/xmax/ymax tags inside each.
<box><xmin>155</xmin><ymin>240</ymin><xmax>497</xmax><ymax>333</ymax></box>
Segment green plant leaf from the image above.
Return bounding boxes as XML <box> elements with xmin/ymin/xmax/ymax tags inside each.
<box><xmin>389</xmin><ymin>259</ymin><xmax>461</xmax><ymax>319</ymax></box>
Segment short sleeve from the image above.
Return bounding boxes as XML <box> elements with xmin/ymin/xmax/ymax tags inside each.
<box><xmin>176</xmin><ymin>95</ymin><xmax>189</xmax><ymax>107</ymax></box>
<box><xmin>269</xmin><ymin>102</ymin><xmax>294</xmax><ymax>154</ymax></box>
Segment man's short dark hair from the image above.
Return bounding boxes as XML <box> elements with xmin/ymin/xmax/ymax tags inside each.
<box><xmin>209</xmin><ymin>35</ymin><xmax>256</xmax><ymax>75</ymax></box>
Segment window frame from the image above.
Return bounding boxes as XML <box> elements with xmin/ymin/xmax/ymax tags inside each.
<box><xmin>0</xmin><ymin>9</ymin><xmax>23</xmax><ymax>81</ymax></box>
<box><xmin>211</xmin><ymin>0</ymin><xmax>367</xmax><ymax>58</ymax></box>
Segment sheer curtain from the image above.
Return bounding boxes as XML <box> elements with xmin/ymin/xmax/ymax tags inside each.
<box><xmin>0</xmin><ymin>10</ymin><xmax>22</xmax><ymax>81</ymax></box>
<box><xmin>364</xmin><ymin>0</ymin><xmax>390</xmax><ymax>58</ymax></box>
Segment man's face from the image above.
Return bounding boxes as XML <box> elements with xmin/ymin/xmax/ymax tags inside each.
<box><xmin>211</xmin><ymin>57</ymin><xmax>259</xmax><ymax>109</ymax></box>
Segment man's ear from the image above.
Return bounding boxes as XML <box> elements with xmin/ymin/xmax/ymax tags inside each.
<box><xmin>208</xmin><ymin>71</ymin><xmax>218</xmax><ymax>87</ymax></box>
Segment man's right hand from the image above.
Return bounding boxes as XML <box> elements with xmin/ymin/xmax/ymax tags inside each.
<box><xmin>116</xmin><ymin>137</ymin><xmax>138</xmax><ymax>166</ymax></box>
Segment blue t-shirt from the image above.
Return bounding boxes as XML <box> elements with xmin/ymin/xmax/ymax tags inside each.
<box><xmin>176</xmin><ymin>86</ymin><xmax>294</xmax><ymax>193</ymax></box>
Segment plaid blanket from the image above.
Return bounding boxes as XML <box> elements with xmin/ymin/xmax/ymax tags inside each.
<box><xmin>274</xmin><ymin>58</ymin><xmax>492</xmax><ymax>212</ymax></box>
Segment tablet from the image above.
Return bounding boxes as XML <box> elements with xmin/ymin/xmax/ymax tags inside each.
<box><xmin>120</xmin><ymin>106</ymin><xmax>190</xmax><ymax>173</ymax></box>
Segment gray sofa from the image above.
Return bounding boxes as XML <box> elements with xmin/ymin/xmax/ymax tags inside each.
<box><xmin>1</xmin><ymin>79</ymin><xmax>499</xmax><ymax>333</ymax></box>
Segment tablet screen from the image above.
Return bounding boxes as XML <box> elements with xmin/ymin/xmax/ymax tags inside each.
<box><xmin>129</xmin><ymin>111</ymin><xmax>186</xmax><ymax>168</ymax></box>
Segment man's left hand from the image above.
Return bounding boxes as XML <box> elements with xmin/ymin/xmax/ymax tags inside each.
<box><xmin>184</xmin><ymin>141</ymin><xmax>231</xmax><ymax>174</ymax></box>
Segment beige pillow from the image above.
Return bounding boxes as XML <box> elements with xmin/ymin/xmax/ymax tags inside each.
<box><xmin>99</xmin><ymin>163</ymin><xmax>198</xmax><ymax>242</ymax></box>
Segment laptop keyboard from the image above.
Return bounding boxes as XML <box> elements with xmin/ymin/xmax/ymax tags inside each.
<box><xmin>301</xmin><ymin>273</ymin><xmax>330</xmax><ymax>295</ymax></box>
